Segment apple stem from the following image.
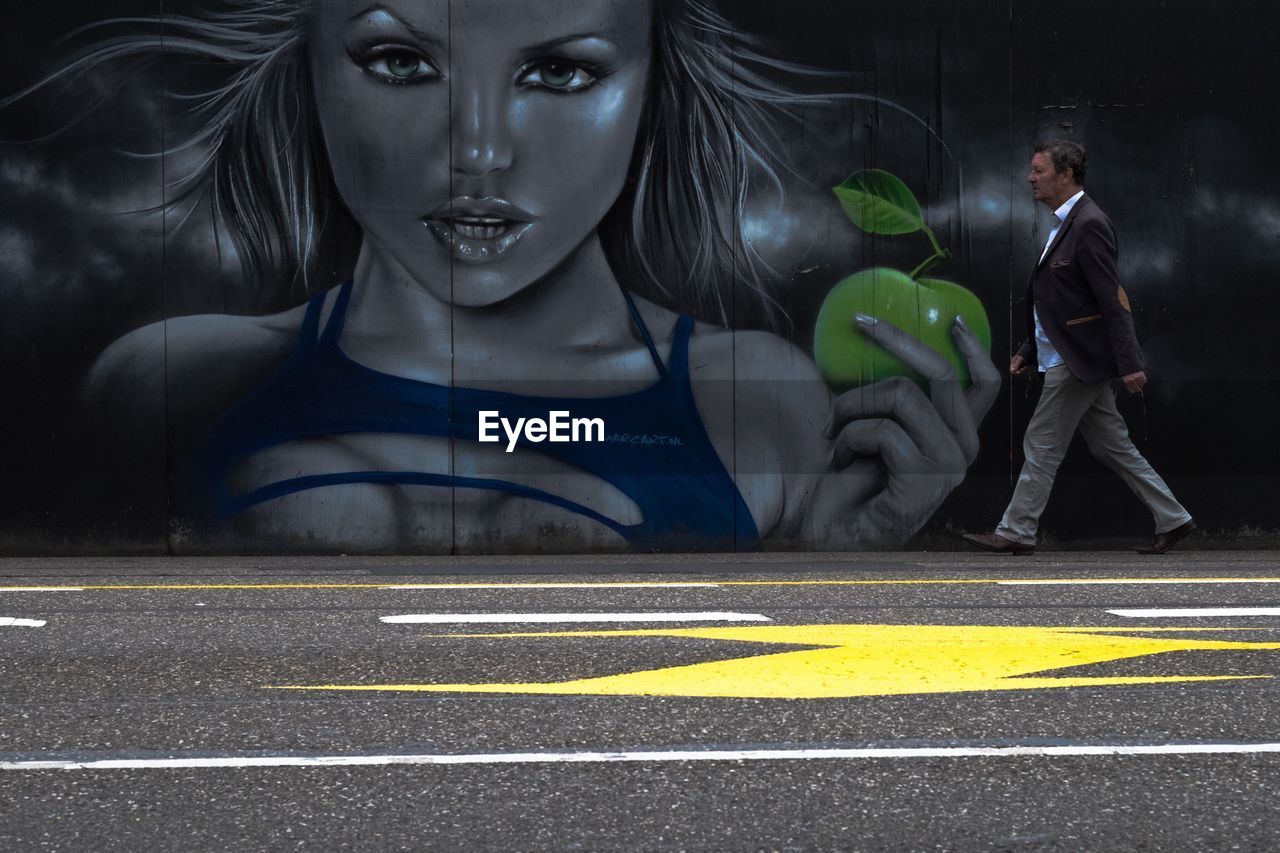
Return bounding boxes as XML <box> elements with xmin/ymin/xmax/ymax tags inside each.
<box><xmin>922</xmin><ymin>222</ymin><xmax>947</xmax><ymax>262</ymax></box>
<box><xmin>909</xmin><ymin>223</ymin><xmax>951</xmax><ymax>279</ymax></box>
<box><xmin>908</xmin><ymin>249</ymin><xmax>950</xmax><ymax>280</ymax></box>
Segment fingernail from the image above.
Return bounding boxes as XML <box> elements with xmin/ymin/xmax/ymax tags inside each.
<box><xmin>821</xmin><ymin>415</ymin><xmax>833</xmax><ymax>437</ymax></box>
<box><xmin>954</xmin><ymin>314</ymin><xmax>968</xmax><ymax>330</ymax></box>
<box><xmin>854</xmin><ymin>313</ymin><xmax>877</xmax><ymax>327</ymax></box>
<box><xmin>825</xmin><ymin>446</ymin><xmax>836</xmax><ymax>468</ymax></box>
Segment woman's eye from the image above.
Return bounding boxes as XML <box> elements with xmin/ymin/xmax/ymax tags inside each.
<box><xmin>518</xmin><ymin>61</ymin><xmax>597</xmax><ymax>92</ymax></box>
<box><xmin>365</xmin><ymin>50</ymin><xmax>435</xmax><ymax>84</ymax></box>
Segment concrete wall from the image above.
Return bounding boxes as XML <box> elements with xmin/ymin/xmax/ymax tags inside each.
<box><xmin>1</xmin><ymin>0</ymin><xmax>1276</xmax><ymax>554</ymax></box>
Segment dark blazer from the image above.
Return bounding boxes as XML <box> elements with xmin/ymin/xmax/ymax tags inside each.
<box><xmin>1016</xmin><ymin>194</ymin><xmax>1145</xmax><ymax>385</ymax></box>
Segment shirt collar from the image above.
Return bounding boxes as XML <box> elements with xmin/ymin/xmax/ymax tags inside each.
<box><xmin>1054</xmin><ymin>189</ymin><xmax>1086</xmax><ymax>223</ymax></box>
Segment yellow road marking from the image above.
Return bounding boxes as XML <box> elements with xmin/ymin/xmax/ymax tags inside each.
<box><xmin>718</xmin><ymin>577</ymin><xmax>1280</xmax><ymax>587</ymax></box>
<box><xmin>3</xmin><ymin>577</ymin><xmax>1280</xmax><ymax>592</ymax></box>
<box><xmin>269</xmin><ymin>624</ymin><xmax>1280</xmax><ymax>699</ymax></box>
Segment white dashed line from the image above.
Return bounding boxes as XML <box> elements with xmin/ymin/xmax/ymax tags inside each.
<box><xmin>6</xmin><ymin>742</ymin><xmax>1280</xmax><ymax>771</ymax></box>
<box><xmin>0</xmin><ymin>617</ymin><xmax>46</xmax><ymax>627</ymax></box>
<box><xmin>1109</xmin><ymin>607</ymin><xmax>1280</xmax><ymax>618</ymax></box>
<box><xmin>380</xmin><ymin>611</ymin><xmax>770</xmax><ymax>624</ymax></box>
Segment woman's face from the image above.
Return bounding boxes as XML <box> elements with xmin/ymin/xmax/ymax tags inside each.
<box><xmin>310</xmin><ymin>0</ymin><xmax>653</xmax><ymax>307</ymax></box>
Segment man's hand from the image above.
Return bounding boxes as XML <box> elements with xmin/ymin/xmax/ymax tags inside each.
<box><xmin>1010</xmin><ymin>354</ymin><xmax>1030</xmax><ymax>376</ymax></box>
<box><xmin>1121</xmin><ymin>370</ymin><xmax>1147</xmax><ymax>395</ymax></box>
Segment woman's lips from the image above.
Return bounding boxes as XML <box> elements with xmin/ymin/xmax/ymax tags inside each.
<box><xmin>447</xmin><ymin>215</ymin><xmax>512</xmax><ymax>240</ymax></box>
<box><xmin>422</xmin><ymin>198</ymin><xmax>536</xmax><ymax>263</ymax></box>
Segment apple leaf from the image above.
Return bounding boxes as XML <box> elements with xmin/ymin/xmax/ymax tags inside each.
<box><xmin>832</xmin><ymin>169</ymin><xmax>925</xmax><ymax>236</ymax></box>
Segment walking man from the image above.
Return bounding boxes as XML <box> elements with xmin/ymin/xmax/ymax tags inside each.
<box><xmin>963</xmin><ymin>139</ymin><xmax>1195</xmax><ymax>555</ymax></box>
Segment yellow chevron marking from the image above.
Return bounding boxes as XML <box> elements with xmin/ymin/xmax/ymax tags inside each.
<box><xmin>270</xmin><ymin>624</ymin><xmax>1280</xmax><ymax>698</ymax></box>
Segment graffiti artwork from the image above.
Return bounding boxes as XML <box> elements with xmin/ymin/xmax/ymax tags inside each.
<box><xmin>2</xmin><ymin>0</ymin><xmax>996</xmax><ymax>553</ymax></box>
<box><xmin>3</xmin><ymin>0</ymin><xmax>1278</xmax><ymax>554</ymax></box>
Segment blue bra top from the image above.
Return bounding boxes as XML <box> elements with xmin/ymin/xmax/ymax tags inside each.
<box><xmin>187</xmin><ymin>279</ymin><xmax>759</xmax><ymax>549</ymax></box>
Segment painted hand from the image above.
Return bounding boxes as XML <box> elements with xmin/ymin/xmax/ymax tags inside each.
<box><xmin>820</xmin><ymin>314</ymin><xmax>1000</xmax><ymax>547</ymax></box>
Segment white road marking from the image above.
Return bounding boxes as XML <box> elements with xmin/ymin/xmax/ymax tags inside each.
<box><xmin>999</xmin><ymin>578</ymin><xmax>1280</xmax><ymax>586</ymax></box>
<box><xmin>1109</xmin><ymin>607</ymin><xmax>1280</xmax><ymax>618</ymax></box>
<box><xmin>0</xmin><ymin>587</ymin><xmax>84</xmax><ymax>593</ymax></box>
<box><xmin>0</xmin><ymin>617</ymin><xmax>46</xmax><ymax>627</ymax></box>
<box><xmin>6</xmin><ymin>578</ymin><xmax>1280</xmax><ymax>593</ymax></box>
<box><xmin>383</xmin><ymin>583</ymin><xmax>722</xmax><ymax>590</ymax></box>
<box><xmin>380</xmin><ymin>612</ymin><xmax>770</xmax><ymax>624</ymax></box>
<box><xmin>6</xmin><ymin>742</ymin><xmax>1280</xmax><ymax>771</ymax></box>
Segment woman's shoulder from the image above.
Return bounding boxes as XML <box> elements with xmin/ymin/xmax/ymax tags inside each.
<box><xmin>668</xmin><ymin>311</ymin><xmax>829</xmax><ymax>524</ymax></box>
<box><xmin>627</xmin><ymin>296</ymin><xmax>825</xmax><ymax>383</ymax></box>
<box><xmin>688</xmin><ymin>318</ymin><xmax>827</xmax><ymax>386</ymax></box>
<box><xmin>83</xmin><ymin>302</ymin><xmax>312</xmax><ymax>430</ymax></box>
<box><xmin>691</xmin><ymin>323</ymin><xmax>831</xmax><ymax>457</ymax></box>
<box><xmin>91</xmin><ymin>305</ymin><xmax>306</xmax><ymax>371</ymax></box>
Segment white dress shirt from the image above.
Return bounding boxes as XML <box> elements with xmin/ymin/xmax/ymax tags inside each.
<box><xmin>1032</xmin><ymin>189</ymin><xmax>1086</xmax><ymax>372</ymax></box>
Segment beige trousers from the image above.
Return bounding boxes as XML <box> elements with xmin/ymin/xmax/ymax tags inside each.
<box><xmin>996</xmin><ymin>365</ymin><xmax>1191</xmax><ymax>546</ymax></box>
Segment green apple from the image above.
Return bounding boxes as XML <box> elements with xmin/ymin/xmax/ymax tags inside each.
<box><xmin>813</xmin><ymin>267</ymin><xmax>992</xmax><ymax>389</ymax></box>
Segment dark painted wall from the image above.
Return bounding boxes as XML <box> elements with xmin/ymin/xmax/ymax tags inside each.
<box><xmin>1</xmin><ymin>0</ymin><xmax>1276</xmax><ymax>554</ymax></box>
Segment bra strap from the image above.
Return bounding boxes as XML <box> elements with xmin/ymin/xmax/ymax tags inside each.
<box><xmin>318</xmin><ymin>279</ymin><xmax>355</xmax><ymax>347</ymax></box>
<box><xmin>618</xmin><ymin>288</ymin><xmax>669</xmax><ymax>380</ymax></box>
<box><xmin>225</xmin><ymin>470</ymin><xmax>635</xmax><ymax>541</ymax></box>
<box><xmin>666</xmin><ymin>315</ymin><xmax>696</xmax><ymax>379</ymax></box>
<box><xmin>296</xmin><ymin>287</ymin><xmax>330</xmax><ymax>351</ymax></box>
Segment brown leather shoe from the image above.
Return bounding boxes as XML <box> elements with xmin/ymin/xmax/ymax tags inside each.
<box><xmin>962</xmin><ymin>531</ymin><xmax>1036</xmax><ymax>555</ymax></box>
<box><xmin>1135</xmin><ymin>519</ymin><xmax>1197</xmax><ymax>555</ymax></box>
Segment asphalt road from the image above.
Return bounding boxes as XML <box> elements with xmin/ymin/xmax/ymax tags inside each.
<box><xmin>3</xmin><ymin>552</ymin><xmax>1280</xmax><ymax>851</ymax></box>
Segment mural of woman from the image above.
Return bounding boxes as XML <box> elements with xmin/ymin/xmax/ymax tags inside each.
<box><xmin>38</xmin><ymin>0</ymin><xmax>999</xmax><ymax>552</ymax></box>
